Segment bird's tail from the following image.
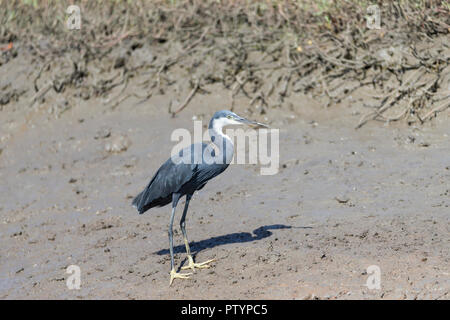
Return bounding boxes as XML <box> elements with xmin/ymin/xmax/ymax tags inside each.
<box><xmin>132</xmin><ymin>188</ymin><xmax>166</xmax><ymax>214</ymax></box>
<box><xmin>131</xmin><ymin>165</ymin><xmax>173</xmax><ymax>214</ymax></box>
<box><xmin>132</xmin><ymin>191</ymin><xmax>145</xmax><ymax>214</ymax></box>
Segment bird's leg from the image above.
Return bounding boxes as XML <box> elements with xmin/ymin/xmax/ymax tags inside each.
<box><xmin>168</xmin><ymin>194</ymin><xmax>192</xmax><ymax>286</ymax></box>
<box><xmin>180</xmin><ymin>194</ymin><xmax>216</xmax><ymax>272</ymax></box>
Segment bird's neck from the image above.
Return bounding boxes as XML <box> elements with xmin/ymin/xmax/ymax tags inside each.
<box><xmin>208</xmin><ymin>119</ymin><xmax>234</xmax><ymax>165</ymax></box>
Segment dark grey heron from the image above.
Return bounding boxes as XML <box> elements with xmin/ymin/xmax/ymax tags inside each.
<box><xmin>132</xmin><ymin>110</ymin><xmax>268</xmax><ymax>285</ymax></box>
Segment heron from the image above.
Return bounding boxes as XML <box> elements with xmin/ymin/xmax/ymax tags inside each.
<box><xmin>132</xmin><ymin>110</ymin><xmax>268</xmax><ymax>285</ymax></box>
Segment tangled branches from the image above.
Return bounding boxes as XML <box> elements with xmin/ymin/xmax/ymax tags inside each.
<box><xmin>0</xmin><ymin>0</ymin><xmax>448</xmax><ymax>127</ymax></box>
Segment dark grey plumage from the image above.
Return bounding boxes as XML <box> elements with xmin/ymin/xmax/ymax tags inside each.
<box><xmin>132</xmin><ymin>143</ymin><xmax>228</xmax><ymax>214</ymax></box>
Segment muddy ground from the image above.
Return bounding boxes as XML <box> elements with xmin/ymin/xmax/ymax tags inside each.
<box><xmin>0</xmin><ymin>13</ymin><xmax>449</xmax><ymax>298</ymax></box>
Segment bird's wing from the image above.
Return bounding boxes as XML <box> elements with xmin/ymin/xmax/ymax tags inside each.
<box><xmin>132</xmin><ymin>143</ymin><xmax>206</xmax><ymax>213</ymax></box>
<box><xmin>195</xmin><ymin>161</ymin><xmax>229</xmax><ymax>186</ymax></box>
<box><xmin>132</xmin><ymin>159</ymin><xmax>198</xmax><ymax>213</ymax></box>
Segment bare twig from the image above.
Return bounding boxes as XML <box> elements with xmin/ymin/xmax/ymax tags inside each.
<box><xmin>171</xmin><ymin>79</ymin><xmax>201</xmax><ymax>117</ymax></box>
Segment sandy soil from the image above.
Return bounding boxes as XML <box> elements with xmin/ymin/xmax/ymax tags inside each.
<box><xmin>0</xmin><ymin>47</ymin><xmax>449</xmax><ymax>300</ymax></box>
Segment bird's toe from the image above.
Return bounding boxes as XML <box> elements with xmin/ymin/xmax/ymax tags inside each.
<box><xmin>181</xmin><ymin>257</ymin><xmax>216</xmax><ymax>271</ymax></box>
<box><xmin>169</xmin><ymin>269</ymin><xmax>192</xmax><ymax>286</ymax></box>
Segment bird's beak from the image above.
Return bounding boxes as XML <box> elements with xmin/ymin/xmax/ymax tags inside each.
<box><xmin>237</xmin><ymin>116</ymin><xmax>270</xmax><ymax>129</ymax></box>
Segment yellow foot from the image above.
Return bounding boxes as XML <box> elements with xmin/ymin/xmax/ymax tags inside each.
<box><xmin>181</xmin><ymin>256</ymin><xmax>216</xmax><ymax>272</ymax></box>
<box><xmin>169</xmin><ymin>268</ymin><xmax>192</xmax><ymax>286</ymax></box>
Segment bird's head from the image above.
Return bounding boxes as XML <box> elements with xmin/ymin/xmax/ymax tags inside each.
<box><xmin>209</xmin><ymin>110</ymin><xmax>269</xmax><ymax>130</ymax></box>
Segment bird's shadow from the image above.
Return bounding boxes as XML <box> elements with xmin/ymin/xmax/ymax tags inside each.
<box><xmin>155</xmin><ymin>224</ymin><xmax>311</xmax><ymax>257</ymax></box>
